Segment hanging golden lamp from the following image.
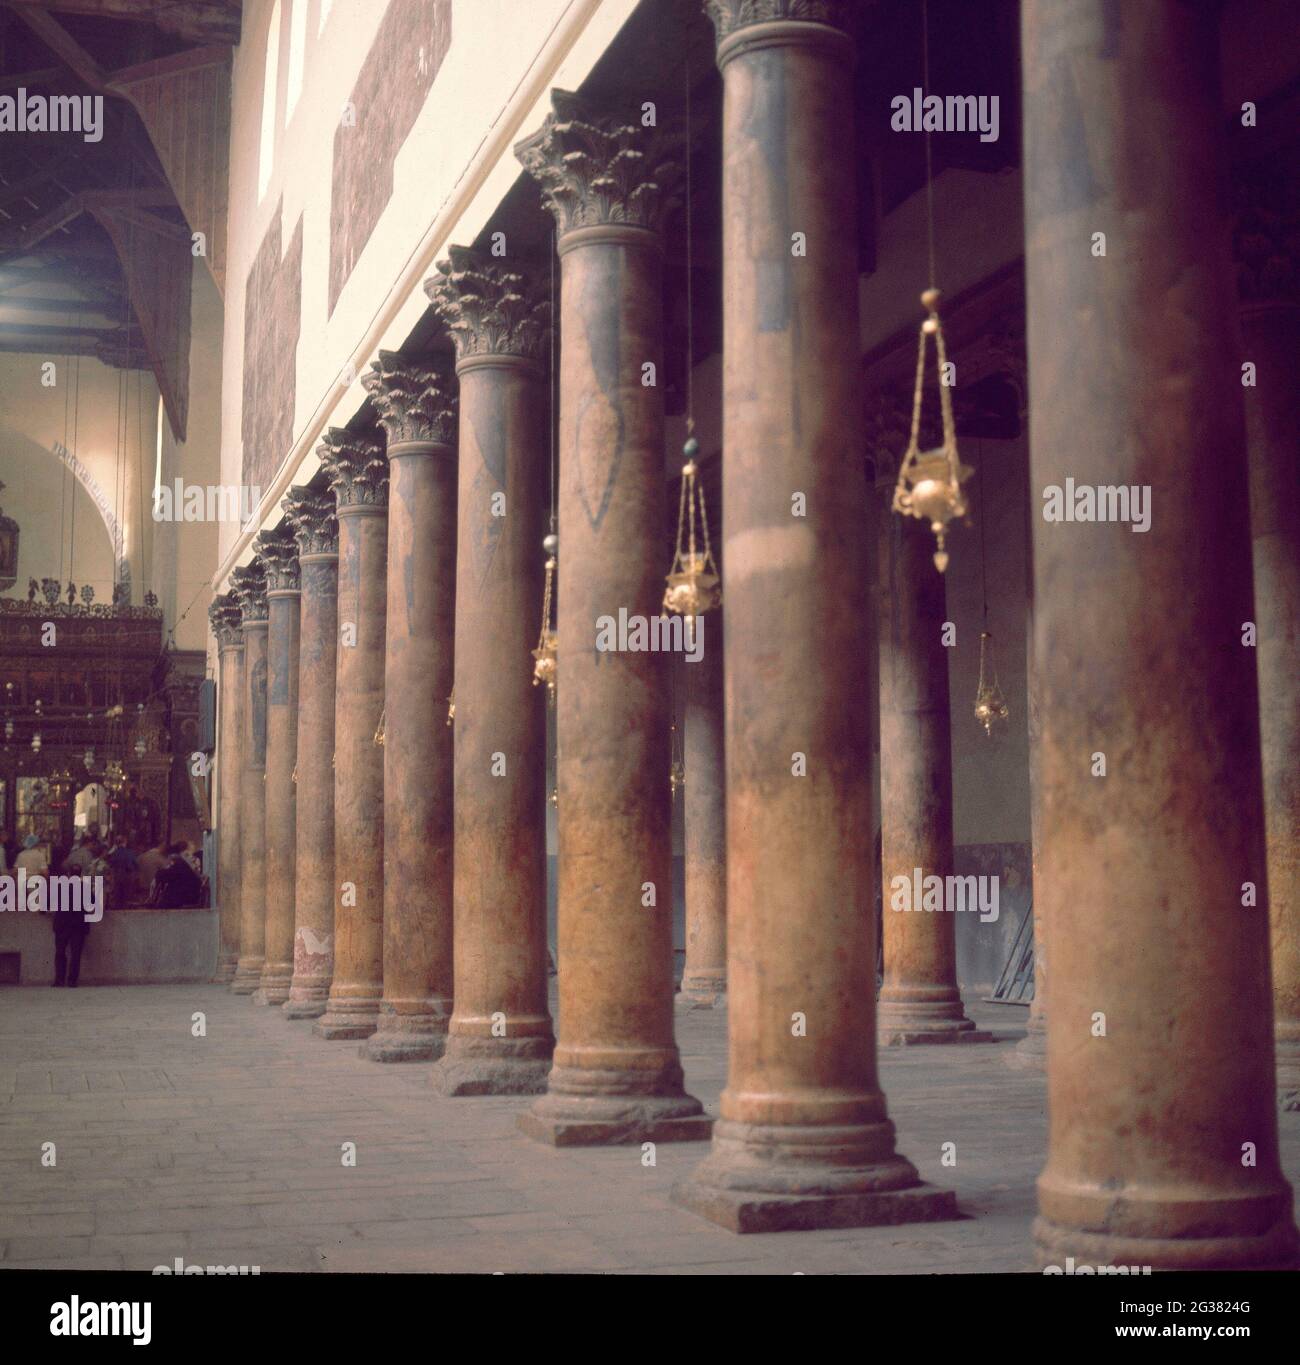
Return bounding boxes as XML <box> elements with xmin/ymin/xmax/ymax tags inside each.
<box><xmin>292</xmin><ymin>763</ymin><xmax>298</xmax><ymax>785</ymax></box>
<box><xmin>532</xmin><ymin>533</ymin><xmax>558</xmax><ymax>704</ymax></box>
<box><xmin>374</xmin><ymin>706</ymin><xmax>386</xmax><ymax>747</ymax></box>
<box><xmin>663</xmin><ymin>435</ymin><xmax>720</xmax><ymax>621</ymax></box>
<box><xmin>446</xmin><ymin>689</ymin><xmax>455</xmax><ymax>726</ymax></box>
<box><xmin>549</xmin><ymin>786</ymin><xmax>558</xmax><ymax>809</ymax></box>
<box><xmin>974</xmin><ymin>630</ymin><xmax>1009</xmax><ymax>737</ymax></box>
<box><xmin>892</xmin><ymin>288</ymin><xmax>972</xmax><ymax>573</ymax></box>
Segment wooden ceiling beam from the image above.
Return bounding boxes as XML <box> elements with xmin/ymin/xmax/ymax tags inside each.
<box><xmin>0</xmin><ymin>1</ymin><xmax>241</xmax><ymax>47</ymax></box>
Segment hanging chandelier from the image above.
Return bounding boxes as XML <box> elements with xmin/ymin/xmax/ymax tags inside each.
<box><xmin>532</xmin><ymin>533</ymin><xmax>558</xmax><ymax>703</ymax></box>
<box><xmin>374</xmin><ymin>706</ymin><xmax>386</xmax><ymax>747</ymax></box>
<box><xmin>663</xmin><ymin>436</ymin><xmax>720</xmax><ymax>622</ymax></box>
<box><xmin>892</xmin><ymin>288</ymin><xmax>972</xmax><ymax>573</ymax></box>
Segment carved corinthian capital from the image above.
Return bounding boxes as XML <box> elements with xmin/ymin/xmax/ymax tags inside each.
<box><xmin>425</xmin><ymin>246</ymin><xmax>551</xmax><ymax>364</ymax></box>
<box><xmin>316</xmin><ymin>427</ymin><xmax>389</xmax><ymax>509</ymax></box>
<box><xmin>209</xmin><ymin>592</ymin><xmax>244</xmax><ymax>649</ymax></box>
<box><xmin>360</xmin><ymin>351</ymin><xmax>458</xmax><ymax>448</ymax></box>
<box><xmin>230</xmin><ymin>559</ymin><xmax>268</xmax><ymax>625</ymax></box>
<box><xmin>704</xmin><ymin>0</ymin><xmax>858</xmax><ymax>41</ymax></box>
<box><xmin>281</xmin><ymin>485</ymin><xmax>339</xmax><ymax>557</ymax></box>
<box><xmin>514</xmin><ymin>89</ymin><xmax>682</xmax><ymax>238</ymax></box>
<box><xmin>254</xmin><ymin>524</ymin><xmax>301</xmax><ymax>594</ymax></box>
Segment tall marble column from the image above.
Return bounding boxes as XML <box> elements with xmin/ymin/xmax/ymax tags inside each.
<box><xmin>253</xmin><ymin>525</ymin><xmax>300</xmax><ymax>1006</ymax></box>
<box><xmin>208</xmin><ymin>594</ymin><xmax>244</xmax><ymax>984</ymax></box>
<box><xmin>281</xmin><ymin>486</ymin><xmax>340</xmax><ymax>1020</ymax></box>
<box><xmin>674</xmin><ymin>1</ymin><xmax>954</xmax><ymax>1232</ymax></box>
<box><xmin>1234</xmin><ymin>163</ymin><xmax>1300</xmax><ymax>1108</ymax></box>
<box><xmin>1023</xmin><ymin>0</ymin><xmax>1296</xmax><ymax>1268</ymax></box>
<box><xmin>678</xmin><ymin>614</ymin><xmax>726</xmax><ymax>1008</ymax></box>
<box><xmin>357</xmin><ymin>352</ymin><xmax>458</xmax><ymax>1062</ymax></box>
<box><xmin>877</xmin><ymin>512</ymin><xmax>987</xmax><ymax>1045</ymax></box>
<box><xmin>229</xmin><ymin>557</ymin><xmax>268</xmax><ymax>995</ymax></box>
<box><xmin>313</xmin><ymin>429</ymin><xmax>389</xmax><ymax>1041</ymax></box>
<box><xmin>426</xmin><ymin>248</ymin><xmax>554</xmax><ymax>1093</ymax></box>
<box><xmin>514</xmin><ymin>91</ymin><xmax>708</xmax><ymax>1144</ymax></box>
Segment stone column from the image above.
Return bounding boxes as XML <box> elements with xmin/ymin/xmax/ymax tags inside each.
<box><xmin>357</xmin><ymin>352</ymin><xmax>458</xmax><ymax>1062</ymax></box>
<box><xmin>208</xmin><ymin>594</ymin><xmax>243</xmax><ymax>984</ymax></box>
<box><xmin>514</xmin><ymin>91</ymin><xmax>708</xmax><ymax>1144</ymax></box>
<box><xmin>877</xmin><ymin>512</ymin><xmax>988</xmax><ymax>1045</ymax></box>
<box><xmin>673</xmin><ymin>1</ymin><xmax>954</xmax><ymax>1232</ymax></box>
<box><xmin>426</xmin><ymin>247</ymin><xmax>554</xmax><ymax>1093</ymax></box>
<box><xmin>313</xmin><ymin>429</ymin><xmax>388</xmax><ymax>1040</ymax></box>
<box><xmin>678</xmin><ymin>613</ymin><xmax>726</xmax><ymax>1008</ymax></box>
<box><xmin>229</xmin><ymin>558</ymin><xmax>268</xmax><ymax>995</ymax></box>
<box><xmin>253</xmin><ymin>526</ymin><xmax>300</xmax><ymax>1005</ymax></box>
<box><xmin>281</xmin><ymin>486</ymin><xmax>339</xmax><ymax>1019</ymax></box>
<box><xmin>1233</xmin><ymin>163</ymin><xmax>1300</xmax><ymax>1108</ymax></box>
<box><xmin>1023</xmin><ymin>0</ymin><xmax>1296</xmax><ymax>1268</ymax></box>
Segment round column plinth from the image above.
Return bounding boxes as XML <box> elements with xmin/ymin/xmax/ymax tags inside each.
<box><xmin>282</xmin><ymin>992</ymin><xmax>327</xmax><ymax>1021</ymax></box>
<box><xmin>431</xmin><ymin>1033</ymin><xmax>554</xmax><ymax>1097</ymax></box>
<box><xmin>230</xmin><ymin>959</ymin><xmax>262</xmax><ymax>995</ymax></box>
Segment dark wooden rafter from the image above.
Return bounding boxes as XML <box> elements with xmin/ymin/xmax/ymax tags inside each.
<box><xmin>0</xmin><ymin>1</ymin><xmax>240</xmax><ymax>46</ymax></box>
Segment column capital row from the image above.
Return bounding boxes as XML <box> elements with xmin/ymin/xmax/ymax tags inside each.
<box><xmin>282</xmin><ymin>484</ymin><xmax>339</xmax><ymax>557</ymax></box>
<box><xmin>514</xmin><ymin>89</ymin><xmax>682</xmax><ymax>239</ymax></box>
<box><xmin>229</xmin><ymin>560</ymin><xmax>268</xmax><ymax>625</ymax></box>
<box><xmin>362</xmin><ymin>351</ymin><xmax>458</xmax><ymax>448</ymax></box>
<box><xmin>704</xmin><ymin>0</ymin><xmax>860</xmax><ymax>44</ymax></box>
<box><xmin>316</xmin><ymin>427</ymin><xmax>389</xmax><ymax>509</ymax></box>
<box><xmin>426</xmin><ymin>246</ymin><xmax>551</xmax><ymax>366</ymax></box>
<box><xmin>254</xmin><ymin>524</ymin><xmax>301</xmax><ymax>594</ymax></box>
<box><xmin>208</xmin><ymin>592</ymin><xmax>244</xmax><ymax>648</ymax></box>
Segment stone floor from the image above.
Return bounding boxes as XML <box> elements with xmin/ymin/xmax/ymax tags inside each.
<box><xmin>2</xmin><ymin>986</ymin><xmax>1297</xmax><ymax>1274</ymax></box>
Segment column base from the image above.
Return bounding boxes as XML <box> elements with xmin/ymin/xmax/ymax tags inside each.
<box><xmin>282</xmin><ymin>993</ymin><xmax>328</xmax><ymax>1020</ymax></box>
<box><xmin>360</xmin><ymin>1026</ymin><xmax>446</xmax><ymax>1063</ymax></box>
<box><xmin>252</xmin><ymin>971</ymin><xmax>292</xmax><ymax>1007</ymax></box>
<box><xmin>676</xmin><ymin>969</ymin><xmax>727</xmax><ymax>1010</ymax></box>
<box><xmin>312</xmin><ymin>997</ymin><xmax>380</xmax><ymax>1040</ymax></box>
<box><xmin>672</xmin><ymin>1174</ymin><xmax>957</xmax><ymax>1234</ymax></box>
<box><xmin>674</xmin><ymin>1115</ymin><xmax>958</xmax><ymax>1232</ymax></box>
<box><xmin>1033</xmin><ymin>1214</ymin><xmax>1299</xmax><ymax>1272</ymax></box>
<box><xmin>519</xmin><ymin>1064</ymin><xmax>711</xmax><ymax>1146</ymax></box>
<box><xmin>676</xmin><ymin>988</ymin><xmax>727</xmax><ymax>1011</ymax></box>
<box><xmin>431</xmin><ymin>1034</ymin><xmax>554</xmax><ymax>1096</ymax></box>
<box><xmin>212</xmin><ymin>953</ymin><xmax>238</xmax><ymax>984</ymax></box>
<box><xmin>877</xmin><ymin>996</ymin><xmax>989</xmax><ymax>1046</ymax></box>
<box><xmin>1006</xmin><ymin>1013</ymin><xmax>1047</xmax><ymax>1070</ymax></box>
<box><xmin>230</xmin><ymin>958</ymin><xmax>263</xmax><ymax>995</ymax></box>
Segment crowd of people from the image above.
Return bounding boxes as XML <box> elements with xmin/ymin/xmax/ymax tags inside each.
<box><xmin>0</xmin><ymin>828</ymin><xmax>206</xmax><ymax>987</ymax></box>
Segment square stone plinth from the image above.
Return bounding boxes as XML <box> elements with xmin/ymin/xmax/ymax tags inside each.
<box><xmin>518</xmin><ymin>1110</ymin><xmax>714</xmax><ymax>1147</ymax></box>
<box><xmin>670</xmin><ymin>1178</ymin><xmax>959</xmax><ymax>1234</ymax></box>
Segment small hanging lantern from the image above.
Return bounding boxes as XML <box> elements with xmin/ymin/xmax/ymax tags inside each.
<box><xmin>374</xmin><ymin>706</ymin><xmax>386</xmax><ymax>747</ymax></box>
<box><xmin>669</xmin><ymin>722</ymin><xmax>685</xmax><ymax>801</ymax></box>
<box><xmin>30</xmin><ymin>730</ymin><xmax>42</xmax><ymax>754</ymax></box>
<box><xmin>663</xmin><ymin>436</ymin><xmax>720</xmax><ymax>621</ymax></box>
<box><xmin>974</xmin><ymin>631</ymin><xmax>1009</xmax><ymax>737</ymax></box>
<box><xmin>446</xmin><ymin>690</ymin><xmax>455</xmax><ymax>727</ymax></box>
<box><xmin>532</xmin><ymin>533</ymin><xmax>558</xmax><ymax>704</ymax></box>
<box><xmin>549</xmin><ymin>786</ymin><xmax>558</xmax><ymax>809</ymax></box>
<box><xmin>291</xmin><ymin>763</ymin><xmax>298</xmax><ymax>786</ymax></box>
<box><xmin>892</xmin><ymin>288</ymin><xmax>972</xmax><ymax>573</ymax></box>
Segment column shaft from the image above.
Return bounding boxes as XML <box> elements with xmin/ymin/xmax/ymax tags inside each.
<box><xmin>283</xmin><ymin>487</ymin><xmax>339</xmax><ymax>1020</ymax></box>
<box><xmin>515</xmin><ymin>92</ymin><xmax>707</xmax><ymax>1144</ymax></box>
<box><xmin>432</xmin><ymin>342</ymin><xmax>552</xmax><ymax>1094</ymax></box>
<box><xmin>364</xmin><ymin>435</ymin><xmax>456</xmax><ymax>1061</ymax></box>
<box><xmin>1023</xmin><ymin>0</ymin><xmax>1296</xmax><ymax>1268</ymax></box>
<box><xmin>232</xmin><ymin>587</ymin><xmax>268</xmax><ymax>993</ymax></box>
<box><xmin>314</xmin><ymin>433</ymin><xmax>388</xmax><ymax>1039</ymax></box>
<box><xmin>878</xmin><ymin>513</ymin><xmax>987</xmax><ymax>1044</ymax></box>
<box><xmin>678</xmin><ymin>615</ymin><xmax>726</xmax><ymax>1006</ymax></box>
<box><xmin>257</xmin><ymin>528</ymin><xmax>300</xmax><ymax>1005</ymax></box>
<box><xmin>673</xmin><ymin>5</ymin><xmax>954</xmax><ymax>1233</ymax></box>
<box><xmin>212</xmin><ymin>623</ymin><xmax>243</xmax><ymax>983</ymax></box>
<box><xmin>1241</xmin><ymin>299</ymin><xmax>1300</xmax><ymax>1105</ymax></box>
